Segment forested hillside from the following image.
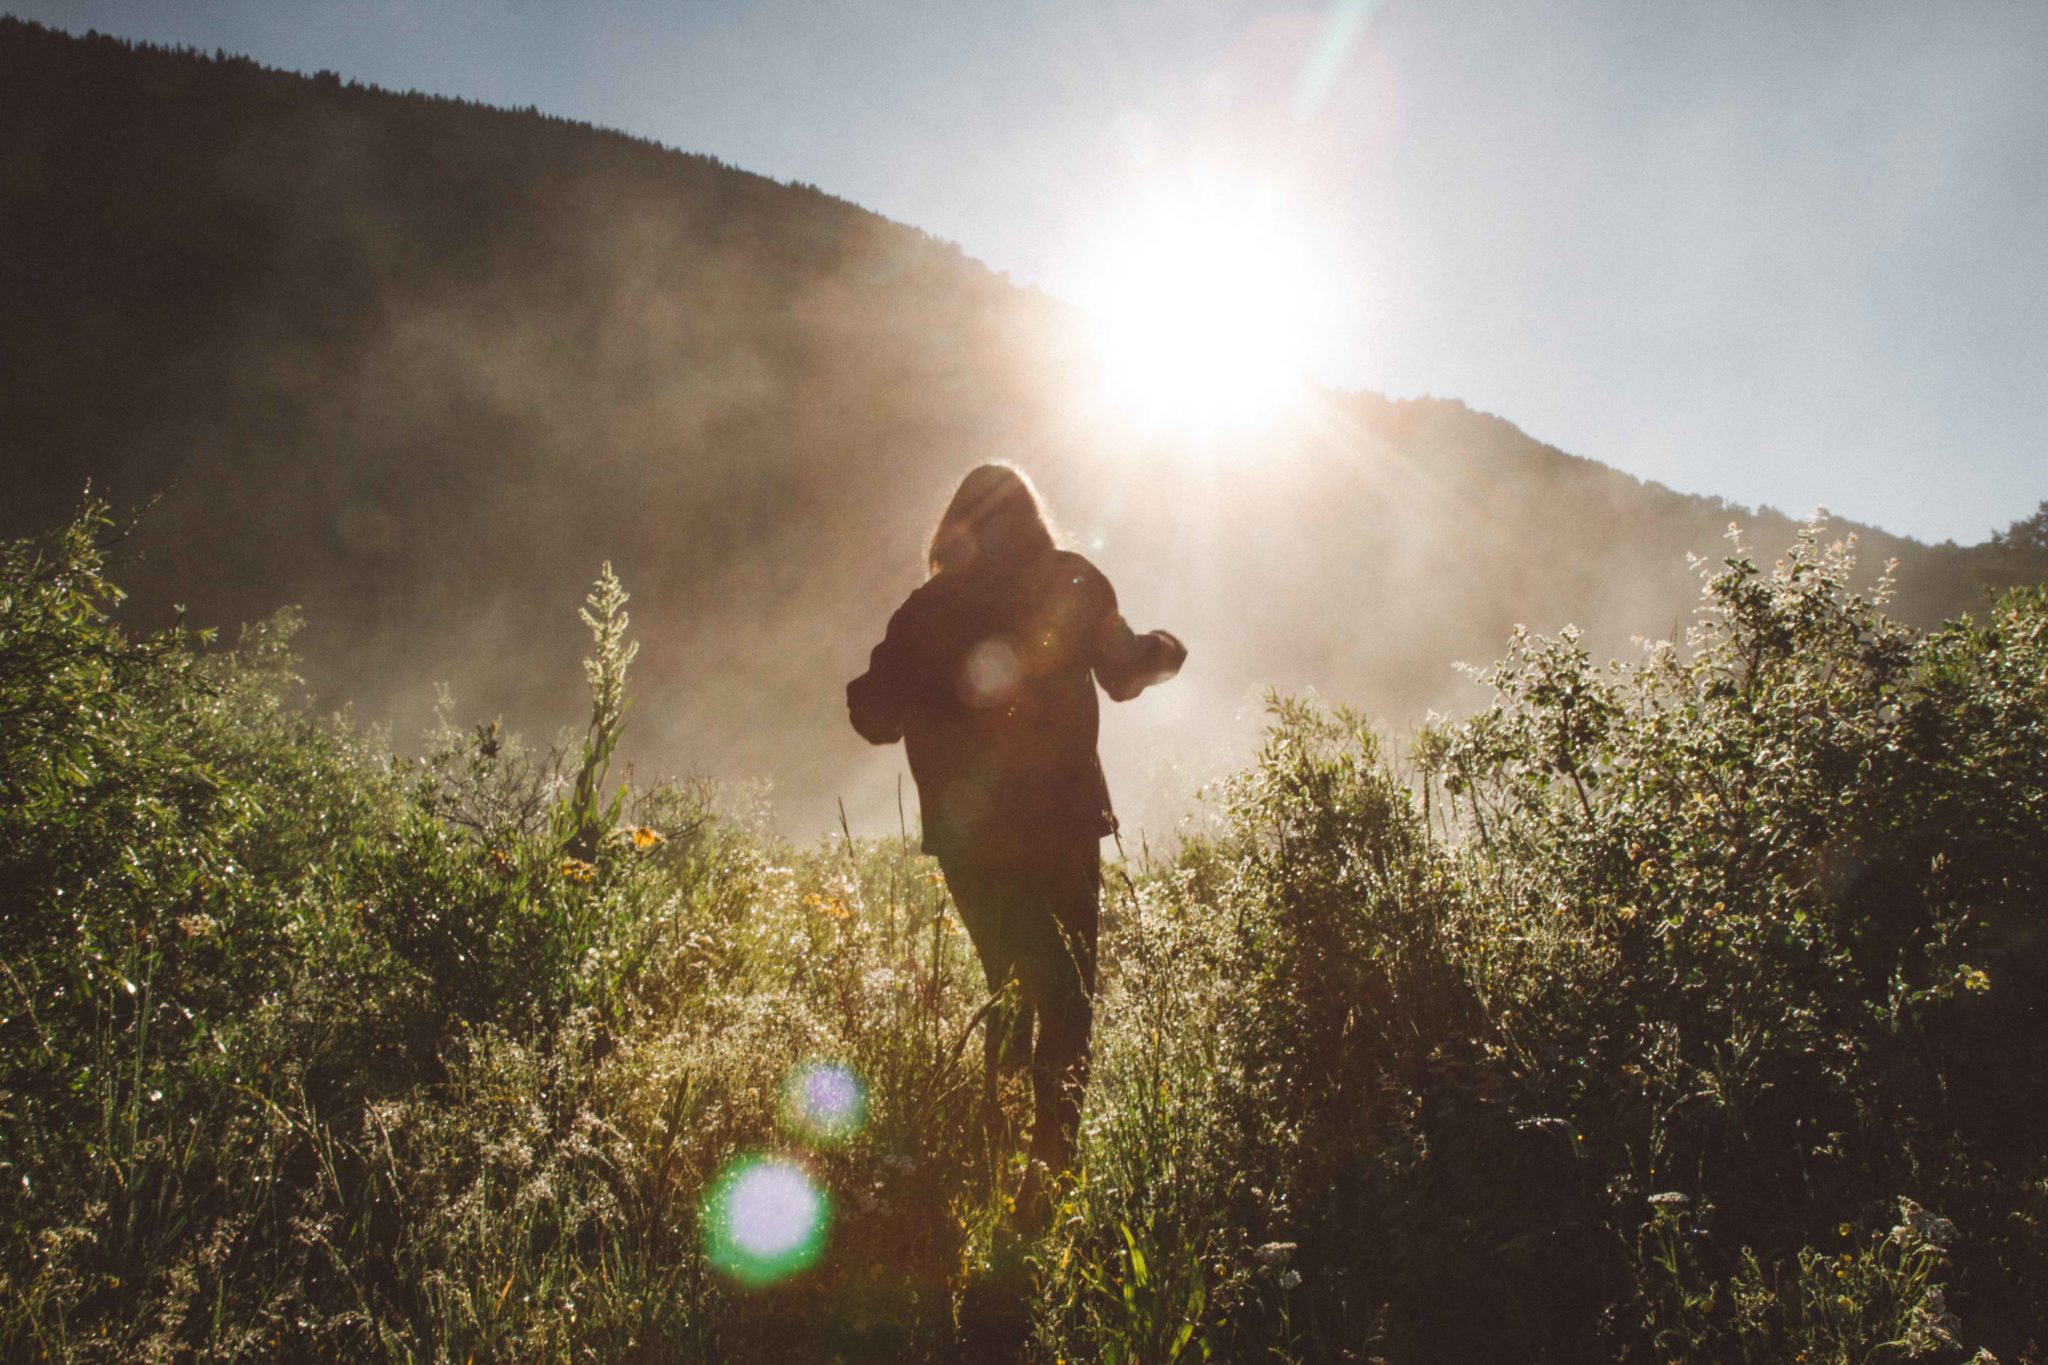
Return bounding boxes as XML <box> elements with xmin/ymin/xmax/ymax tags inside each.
<box><xmin>1</xmin><ymin>17</ymin><xmax>2036</xmax><ymax>840</ymax></box>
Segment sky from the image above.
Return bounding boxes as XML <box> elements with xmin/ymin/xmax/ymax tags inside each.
<box><xmin>12</xmin><ymin>0</ymin><xmax>2046</xmax><ymax>544</ymax></box>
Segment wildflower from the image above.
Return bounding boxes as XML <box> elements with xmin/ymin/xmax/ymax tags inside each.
<box><xmin>1891</xmin><ymin>1197</ymin><xmax>1957</xmax><ymax>1249</ymax></box>
<box><xmin>176</xmin><ymin>912</ymin><xmax>219</xmax><ymax>939</ymax></box>
<box><xmin>560</xmin><ymin>858</ymin><xmax>597</xmax><ymax>884</ymax></box>
<box><xmin>1646</xmin><ymin>1192</ymin><xmax>1691</xmax><ymax>1208</ymax></box>
<box><xmin>1910</xmin><ymin>1285</ymin><xmax>1962</xmax><ymax>1345</ymax></box>
<box><xmin>1279</xmin><ymin>1269</ymin><xmax>1302</xmax><ymax>1290</ymax></box>
<box><xmin>804</xmin><ymin>893</ymin><xmax>852</xmax><ymax>922</ymax></box>
<box><xmin>1254</xmin><ymin>1241</ymin><xmax>1297</xmax><ymax>1265</ymax></box>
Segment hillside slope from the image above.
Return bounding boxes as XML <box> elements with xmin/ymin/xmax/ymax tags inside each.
<box><xmin>0</xmin><ymin>19</ymin><xmax>2019</xmax><ymax>836</ymax></box>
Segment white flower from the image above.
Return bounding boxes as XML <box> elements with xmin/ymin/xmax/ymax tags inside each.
<box><xmin>1279</xmin><ymin>1269</ymin><xmax>1302</xmax><ymax>1290</ymax></box>
<box><xmin>1891</xmin><ymin>1197</ymin><xmax>1957</xmax><ymax>1250</ymax></box>
<box><xmin>1254</xmin><ymin>1241</ymin><xmax>1297</xmax><ymax>1265</ymax></box>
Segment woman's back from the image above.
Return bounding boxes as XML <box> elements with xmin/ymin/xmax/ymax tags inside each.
<box><xmin>849</xmin><ymin>547</ymin><xmax>1161</xmax><ymax>864</ymax></box>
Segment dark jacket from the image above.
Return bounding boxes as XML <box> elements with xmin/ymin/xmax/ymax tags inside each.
<box><xmin>848</xmin><ymin>549</ymin><xmax>1185</xmax><ymax>864</ymax></box>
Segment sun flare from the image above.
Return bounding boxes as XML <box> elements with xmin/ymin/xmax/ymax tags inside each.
<box><xmin>1076</xmin><ymin>173</ymin><xmax>1335</xmax><ymax>433</ymax></box>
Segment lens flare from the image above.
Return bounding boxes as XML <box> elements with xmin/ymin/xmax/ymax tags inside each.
<box><xmin>961</xmin><ymin>639</ymin><xmax>1021</xmax><ymax>707</ymax></box>
<box><xmin>701</xmin><ymin>1155</ymin><xmax>830</xmax><ymax>1286</ymax></box>
<box><xmin>782</xmin><ymin>1061</ymin><xmax>867</xmax><ymax>1144</ymax></box>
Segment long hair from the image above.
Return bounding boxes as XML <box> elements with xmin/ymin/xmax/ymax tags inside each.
<box><xmin>927</xmin><ymin>463</ymin><xmax>1058</xmax><ymax>577</ymax></box>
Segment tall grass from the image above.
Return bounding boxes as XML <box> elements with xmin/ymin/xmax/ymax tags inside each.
<box><xmin>3</xmin><ymin>506</ymin><xmax>2043</xmax><ymax>1361</ymax></box>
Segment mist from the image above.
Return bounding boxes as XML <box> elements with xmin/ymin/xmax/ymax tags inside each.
<box><xmin>0</xmin><ymin>20</ymin><xmax>2019</xmax><ymax>848</ymax></box>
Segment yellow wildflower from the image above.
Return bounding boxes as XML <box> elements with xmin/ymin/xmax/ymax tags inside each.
<box><xmin>560</xmin><ymin>858</ymin><xmax>597</xmax><ymax>884</ymax></box>
<box><xmin>804</xmin><ymin>893</ymin><xmax>852</xmax><ymax>921</ymax></box>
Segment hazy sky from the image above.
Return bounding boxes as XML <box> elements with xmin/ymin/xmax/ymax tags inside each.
<box><xmin>13</xmin><ymin>0</ymin><xmax>2045</xmax><ymax>543</ymax></box>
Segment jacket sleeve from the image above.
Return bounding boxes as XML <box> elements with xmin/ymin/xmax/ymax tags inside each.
<box><xmin>1088</xmin><ymin>570</ymin><xmax>1187</xmax><ymax>703</ymax></box>
<box><xmin>847</xmin><ymin>598</ymin><xmax>918</xmax><ymax>745</ymax></box>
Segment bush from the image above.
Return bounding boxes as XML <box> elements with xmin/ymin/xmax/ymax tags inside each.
<box><xmin>1034</xmin><ymin>527</ymin><xmax>2046</xmax><ymax>1362</ymax></box>
<box><xmin>3</xmin><ymin>506</ymin><xmax>2043</xmax><ymax>1361</ymax></box>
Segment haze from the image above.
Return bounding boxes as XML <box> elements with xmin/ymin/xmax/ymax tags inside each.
<box><xmin>14</xmin><ymin>0</ymin><xmax>2047</xmax><ymax>544</ymax></box>
<box><xmin>4</xmin><ymin>13</ymin><xmax>2044</xmax><ymax>854</ymax></box>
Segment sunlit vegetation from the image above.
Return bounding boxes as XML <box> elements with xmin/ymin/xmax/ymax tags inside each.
<box><xmin>5</xmin><ymin>501</ymin><xmax>2044</xmax><ymax>1362</ymax></box>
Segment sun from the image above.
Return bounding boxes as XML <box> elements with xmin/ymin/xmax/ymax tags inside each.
<box><xmin>1074</xmin><ymin>172</ymin><xmax>1335</xmax><ymax>433</ymax></box>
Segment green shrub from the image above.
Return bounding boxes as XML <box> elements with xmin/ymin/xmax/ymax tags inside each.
<box><xmin>4</xmin><ymin>505</ymin><xmax>2043</xmax><ymax>1362</ymax></box>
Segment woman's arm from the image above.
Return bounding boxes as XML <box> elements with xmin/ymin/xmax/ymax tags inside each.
<box><xmin>1088</xmin><ymin>571</ymin><xmax>1186</xmax><ymax>702</ymax></box>
<box><xmin>847</xmin><ymin>599</ymin><xmax>918</xmax><ymax>744</ymax></box>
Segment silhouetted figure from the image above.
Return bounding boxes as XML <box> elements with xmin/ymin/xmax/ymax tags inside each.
<box><xmin>848</xmin><ymin>463</ymin><xmax>1184</xmax><ymax>1219</ymax></box>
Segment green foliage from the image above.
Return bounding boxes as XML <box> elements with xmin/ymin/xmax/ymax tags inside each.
<box><xmin>1</xmin><ymin>500</ymin><xmax>411</xmax><ymax>1354</ymax></box>
<box><xmin>4</xmin><ymin>506</ymin><xmax>2045</xmax><ymax>1361</ymax></box>
<box><xmin>556</xmin><ymin>561</ymin><xmax>638</xmax><ymax>860</ymax></box>
<box><xmin>1035</xmin><ymin>525</ymin><xmax>2047</xmax><ymax>1363</ymax></box>
<box><xmin>1979</xmin><ymin>501</ymin><xmax>2048</xmax><ymax>595</ymax></box>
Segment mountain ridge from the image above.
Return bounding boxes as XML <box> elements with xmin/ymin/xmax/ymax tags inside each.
<box><xmin>1</xmin><ymin>17</ymin><xmax>2027</xmax><ymax>838</ymax></box>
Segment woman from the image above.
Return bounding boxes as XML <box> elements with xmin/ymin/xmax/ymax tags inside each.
<box><xmin>847</xmin><ymin>463</ymin><xmax>1185</xmax><ymax>1205</ymax></box>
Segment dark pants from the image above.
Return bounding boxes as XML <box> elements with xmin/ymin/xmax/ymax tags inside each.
<box><xmin>940</xmin><ymin>841</ymin><xmax>1101</xmax><ymax>1174</ymax></box>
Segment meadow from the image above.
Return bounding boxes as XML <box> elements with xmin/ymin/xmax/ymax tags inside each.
<box><xmin>3</xmin><ymin>501</ymin><xmax>2043</xmax><ymax>1362</ymax></box>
